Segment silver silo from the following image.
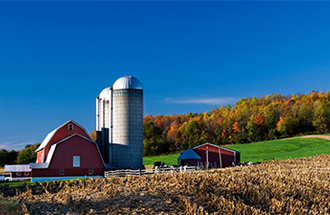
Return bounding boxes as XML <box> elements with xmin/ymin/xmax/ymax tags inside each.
<box><xmin>112</xmin><ymin>75</ymin><xmax>143</xmax><ymax>169</ymax></box>
<box><xmin>96</xmin><ymin>75</ymin><xmax>143</xmax><ymax>170</ymax></box>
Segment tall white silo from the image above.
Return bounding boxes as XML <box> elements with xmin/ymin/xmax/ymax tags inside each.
<box><xmin>112</xmin><ymin>75</ymin><xmax>143</xmax><ymax>169</ymax></box>
<box><xmin>96</xmin><ymin>87</ymin><xmax>112</xmax><ymax>163</ymax></box>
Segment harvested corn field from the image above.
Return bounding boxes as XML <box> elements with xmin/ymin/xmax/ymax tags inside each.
<box><xmin>2</xmin><ymin>155</ymin><xmax>330</xmax><ymax>214</ymax></box>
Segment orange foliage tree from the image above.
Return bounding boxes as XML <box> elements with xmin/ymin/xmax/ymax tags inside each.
<box><xmin>142</xmin><ymin>91</ymin><xmax>330</xmax><ymax>156</ymax></box>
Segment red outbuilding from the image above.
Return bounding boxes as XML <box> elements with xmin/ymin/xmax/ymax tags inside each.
<box><xmin>30</xmin><ymin>120</ymin><xmax>105</xmax><ymax>182</ymax></box>
<box><xmin>4</xmin><ymin>164</ymin><xmax>31</xmax><ymax>181</ymax></box>
<box><xmin>178</xmin><ymin>142</ymin><xmax>240</xmax><ymax>168</ymax></box>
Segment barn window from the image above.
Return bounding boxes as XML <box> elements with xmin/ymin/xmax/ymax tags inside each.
<box><xmin>68</xmin><ymin>124</ymin><xmax>74</xmax><ymax>130</ymax></box>
<box><xmin>24</xmin><ymin>172</ymin><xmax>29</xmax><ymax>176</ymax></box>
<box><xmin>16</xmin><ymin>172</ymin><xmax>21</xmax><ymax>176</ymax></box>
<box><xmin>59</xmin><ymin>169</ymin><xmax>65</xmax><ymax>175</ymax></box>
<box><xmin>88</xmin><ymin>168</ymin><xmax>93</xmax><ymax>175</ymax></box>
<box><xmin>73</xmin><ymin>156</ymin><xmax>80</xmax><ymax>167</ymax></box>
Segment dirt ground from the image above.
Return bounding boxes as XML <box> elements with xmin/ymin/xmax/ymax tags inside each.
<box><xmin>300</xmin><ymin>135</ymin><xmax>330</xmax><ymax>140</ymax></box>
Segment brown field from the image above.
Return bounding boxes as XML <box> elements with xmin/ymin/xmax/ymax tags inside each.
<box><xmin>2</xmin><ymin>154</ymin><xmax>330</xmax><ymax>214</ymax></box>
<box><xmin>301</xmin><ymin>135</ymin><xmax>330</xmax><ymax>140</ymax></box>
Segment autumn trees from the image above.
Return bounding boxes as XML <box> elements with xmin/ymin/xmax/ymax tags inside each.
<box><xmin>16</xmin><ymin>143</ymin><xmax>40</xmax><ymax>164</ymax></box>
<box><xmin>143</xmin><ymin>91</ymin><xmax>330</xmax><ymax>156</ymax></box>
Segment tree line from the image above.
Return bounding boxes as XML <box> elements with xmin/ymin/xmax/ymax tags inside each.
<box><xmin>0</xmin><ymin>143</ymin><xmax>40</xmax><ymax>167</ymax></box>
<box><xmin>143</xmin><ymin>91</ymin><xmax>330</xmax><ymax>156</ymax></box>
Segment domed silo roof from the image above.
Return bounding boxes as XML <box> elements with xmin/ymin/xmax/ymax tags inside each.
<box><xmin>113</xmin><ymin>75</ymin><xmax>143</xmax><ymax>90</ymax></box>
<box><xmin>99</xmin><ymin>87</ymin><xmax>111</xmax><ymax>100</ymax></box>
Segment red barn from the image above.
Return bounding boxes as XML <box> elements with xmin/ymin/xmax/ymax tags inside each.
<box><xmin>178</xmin><ymin>142</ymin><xmax>240</xmax><ymax>168</ymax></box>
<box><xmin>30</xmin><ymin>120</ymin><xmax>105</xmax><ymax>182</ymax></box>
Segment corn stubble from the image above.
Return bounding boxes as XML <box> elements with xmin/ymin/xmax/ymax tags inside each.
<box><xmin>3</xmin><ymin>154</ymin><xmax>330</xmax><ymax>214</ymax></box>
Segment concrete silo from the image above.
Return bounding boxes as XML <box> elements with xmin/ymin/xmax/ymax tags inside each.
<box><xmin>96</xmin><ymin>75</ymin><xmax>143</xmax><ymax>170</ymax></box>
<box><xmin>96</xmin><ymin>87</ymin><xmax>112</xmax><ymax>163</ymax></box>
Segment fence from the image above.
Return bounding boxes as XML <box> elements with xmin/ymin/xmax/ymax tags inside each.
<box><xmin>105</xmin><ymin>169</ymin><xmax>145</xmax><ymax>177</ymax></box>
<box><xmin>104</xmin><ymin>166</ymin><xmax>198</xmax><ymax>177</ymax></box>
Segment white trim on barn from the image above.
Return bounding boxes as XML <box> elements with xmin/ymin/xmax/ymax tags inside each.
<box><xmin>193</xmin><ymin>142</ymin><xmax>241</xmax><ymax>154</ymax></box>
<box><xmin>36</xmin><ymin>129</ymin><xmax>57</xmax><ymax>152</ymax></box>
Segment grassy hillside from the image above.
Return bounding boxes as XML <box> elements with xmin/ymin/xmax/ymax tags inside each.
<box><xmin>143</xmin><ymin>153</ymin><xmax>180</xmax><ymax>166</ymax></box>
<box><xmin>227</xmin><ymin>137</ymin><xmax>330</xmax><ymax>163</ymax></box>
<box><xmin>143</xmin><ymin>136</ymin><xmax>330</xmax><ymax>165</ymax></box>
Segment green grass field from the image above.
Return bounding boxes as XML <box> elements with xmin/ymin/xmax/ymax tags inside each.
<box><xmin>143</xmin><ymin>136</ymin><xmax>330</xmax><ymax>165</ymax></box>
<box><xmin>227</xmin><ymin>137</ymin><xmax>330</xmax><ymax>163</ymax></box>
<box><xmin>0</xmin><ymin>180</ymin><xmax>33</xmax><ymax>186</ymax></box>
<box><xmin>143</xmin><ymin>153</ymin><xmax>180</xmax><ymax>166</ymax></box>
<box><xmin>0</xmin><ymin>178</ymin><xmax>90</xmax><ymax>186</ymax></box>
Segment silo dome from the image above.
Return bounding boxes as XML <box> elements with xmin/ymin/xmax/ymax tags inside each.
<box><xmin>113</xmin><ymin>75</ymin><xmax>143</xmax><ymax>90</ymax></box>
<box><xmin>99</xmin><ymin>87</ymin><xmax>111</xmax><ymax>100</ymax></box>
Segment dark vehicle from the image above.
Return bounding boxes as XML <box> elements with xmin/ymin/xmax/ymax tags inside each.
<box><xmin>153</xmin><ymin>161</ymin><xmax>166</xmax><ymax>169</ymax></box>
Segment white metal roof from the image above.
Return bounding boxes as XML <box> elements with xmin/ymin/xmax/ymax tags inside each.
<box><xmin>5</xmin><ymin>164</ymin><xmax>31</xmax><ymax>172</ymax></box>
<box><xmin>113</xmin><ymin>75</ymin><xmax>143</xmax><ymax>90</ymax></box>
<box><xmin>36</xmin><ymin>129</ymin><xmax>57</xmax><ymax>152</ymax></box>
<box><xmin>194</xmin><ymin>142</ymin><xmax>240</xmax><ymax>153</ymax></box>
<box><xmin>98</xmin><ymin>87</ymin><xmax>111</xmax><ymax>100</ymax></box>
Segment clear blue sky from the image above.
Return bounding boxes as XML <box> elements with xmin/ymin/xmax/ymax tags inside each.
<box><xmin>1</xmin><ymin>1</ymin><xmax>330</xmax><ymax>150</ymax></box>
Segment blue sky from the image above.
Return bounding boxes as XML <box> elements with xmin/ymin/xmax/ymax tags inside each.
<box><xmin>1</xmin><ymin>1</ymin><xmax>330</xmax><ymax>150</ymax></box>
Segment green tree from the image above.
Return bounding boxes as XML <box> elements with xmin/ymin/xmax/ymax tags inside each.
<box><xmin>7</xmin><ymin>150</ymin><xmax>18</xmax><ymax>164</ymax></box>
<box><xmin>297</xmin><ymin>102</ymin><xmax>314</xmax><ymax>134</ymax></box>
<box><xmin>179</xmin><ymin>120</ymin><xmax>201</xmax><ymax>149</ymax></box>
<box><xmin>17</xmin><ymin>148</ymin><xmax>31</xmax><ymax>164</ymax></box>
<box><xmin>143</xmin><ymin>122</ymin><xmax>168</xmax><ymax>156</ymax></box>
<box><xmin>277</xmin><ymin>115</ymin><xmax>295</xmax><ymax>137</ymax></box>
<box><xmin>313</xmin><ymin>101</ymin><xmax>330</xmax><ymax>133</ymax></box>
<box><xmin>28</xmin><ymin>143</ymin><xmax>40</xmax><ymax>162</ymax></box>
<box><xmin>16</xmin><ymin>143</ymin><xmax>40</xmax><ymax>164</ymax></box>
<box><xmin>246</xmin><ymin>113</ymin><xmax>266</xmax><ymax>142</ymax></box>
<box><xmin>0</xmin><ymin>149</ymin><xmax>8</xmax><ymax>166</ymax></box>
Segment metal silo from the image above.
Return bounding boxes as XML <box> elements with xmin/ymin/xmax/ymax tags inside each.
<box><xmin>96</xmin><ymin>75</ymin><xmax>143</xmax><ymax>170</ymax></box>
<box><xmin>111</xmin><ymin>75</ymin><xmax>143</xmax><ymax>169</ymax></box>
<box><xmin>96</xmin><ymin>87</ymin><xmax>112</xmax><ymax>163</ymax></box>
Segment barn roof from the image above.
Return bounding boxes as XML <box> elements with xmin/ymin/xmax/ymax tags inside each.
<box><xmin>31</xmin><ymin>133</ymin><xmax>106</xmax><ymax>169</ymax></box>
<box><xmin>36</xmin><ymin>119</ymin><xmax>93</xmax><ymax>152</ymax></box>
<box><xmin>178</xmin><ymin>148</ymin><xmax>201</xmax><ymax>160</ymax></box>
<box><xmin>194</xmin><ymin>142</ymin><xmax>240</xmax><ymax>153</ymax></box>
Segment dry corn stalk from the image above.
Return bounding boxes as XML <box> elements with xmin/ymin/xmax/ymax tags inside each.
<box><xmin>1</xmin><ymin>154</ymin><xmax>330</xmax><ymax>214</ymax></box>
